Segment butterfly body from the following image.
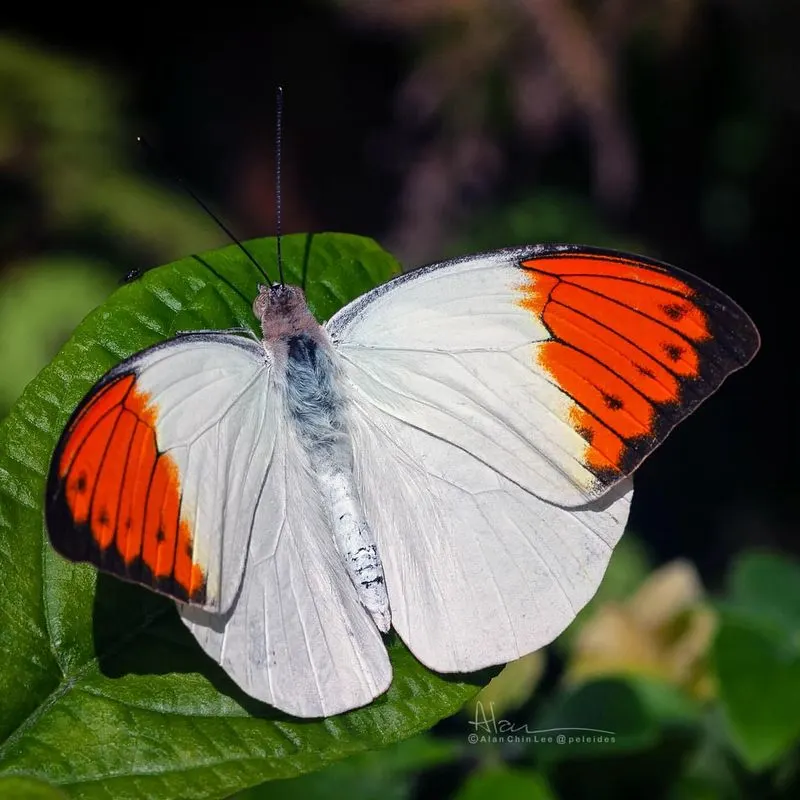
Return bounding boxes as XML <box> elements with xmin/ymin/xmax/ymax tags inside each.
<box><xmin>263</xmin><ymin>284</ymin><xmax>391</xmax><ymax>632</ymax></box>
<box><xmin>46</xmin><ymin>244</ymin><xmax>760</xmax><ymax>717</ymax></box>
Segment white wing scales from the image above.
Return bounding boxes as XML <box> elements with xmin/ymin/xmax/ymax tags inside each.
<box><xmin>50</xmin><ymin>330</ymin><xmax>392</xmax><ymax>717</ymax></box>
<box><xmin>348</xmin><ymin>398</ymin><xmax>631</xmax><ymax>673</ymax></box>
<box><xmin>339</xmin><ymin>345</ymin><xmax>598</xmax><ymax>507</ymax></box>
<box><xmin>333</xmin><ymin>253</ymin><xmax>550</xmax><ymax>352</ymax></box>
<box><xmin>325</xmin><ymin>248</ymin><xmax>643</xmax><ymax>673</ymax></box>
<box><xmin>328</xmin><ymin>250</ymin><xmax>604</xmax><ymax>507</ymax></box>
<box><xmin>47</xmin><ymin>333</ymin><xmax>277</xmax><ymax>613</ymax></box>
<box><xmin>133</xmin><ymin>335</ymin><xmax>275</xmax><ymax>614</ymax></box>
<box><xmin>181</xmin><ymin>242</ymin><xmax>754</xmax><ymax>706</ymax></box>
<box><xmin>50</xmin><ymin>245</ymin><xmax>757</xmax><ymax>718</ymax></box>
<box><xmin>180</xmin><ymin>413</ymin><xmax>392</xmax><ymax>718</ymax></box>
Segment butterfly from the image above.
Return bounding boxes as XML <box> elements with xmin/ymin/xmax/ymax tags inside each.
<box><xmin>45</xmin><ymin>243</ymin><xmax>759</xmax><ymax>718</ymax></box>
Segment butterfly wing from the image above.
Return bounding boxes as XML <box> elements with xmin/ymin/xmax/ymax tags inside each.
<box><xmin>327</xmin><ymin>245</ymin><xmax>759</xmax><ymax>672</ymax></box>
<box><xmin>349</xmin><ymin>404</ymin><xmax>632</xmax><ymax>671</ymax></box>
<box><xmin>48</xmin><ymin>330</ymin><xmax>391</xmax><ymax>716</ymax></box>
<box><xmin>327</xmin><ymin>244</ymin><xmax>759</xmax><ymax>507</ymax></box>
<box><xmin>180</xmin><ymin>413</ymin><xmax>392</xmax><ymax>717</ymax></box>
<box><xmin>46</xmin><ymin>332</ymin><xmax>274</xmax><ymax>613</ymax></box>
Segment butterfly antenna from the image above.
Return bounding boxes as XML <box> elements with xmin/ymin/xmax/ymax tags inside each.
<box><xmin>275</xmin><ymin>86</ymin><xmax>285</xmax><ymax>287</ymax></box>
<box><xmin>137</xmin><ymin>136</ymin><xmax>272</xmax><ymax>286</ymax></box>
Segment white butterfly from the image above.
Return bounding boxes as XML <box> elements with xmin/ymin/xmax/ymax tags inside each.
<box><xmin>46</xmin><ymin>244</ymin><xmax>759</xmax><ymax>717</ymax></box>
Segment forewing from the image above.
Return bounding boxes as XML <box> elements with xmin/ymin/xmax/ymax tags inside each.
<box><xmin>46</xmin><ymin>332</ymin><xmax>273</xmax><ymax>613</ymax></box>
<box><xmin>327</xmin><ymin>245</ymin><xmax>759</xmax><ymax>506</ymax></box>
<box><xmin>180</xmin><ymin>416</ymin><xmax>392</xmax><ymax>717</ymax></box>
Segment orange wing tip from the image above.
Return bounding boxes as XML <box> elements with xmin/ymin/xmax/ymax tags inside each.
<box><xmin>516</xmin><ymin>248</ymin><xmax>759</xmax><ymax>488</ymax></box>
<box><xmin>517</xmin><ymin>254</ymin><xmax>713</xmax><ymax>351</ymax></box>
<box><xmin>59</xmin><ymin>374</ymin><xmax>136</xmax><ymax>478</ymax></box>
<box><xmin>47</xmin><ymin>370</ymin><xmax>208</xmax><ymax>606</ymax></box>
<box><xmin>521</xmin><ymin>252</ymin><xmax>695</xmax><ymax>294</ymax></box>
<box><xmin>48</xmin><ymin>487</ymin><xmax>208</xmax><ymax>605</ymax></box>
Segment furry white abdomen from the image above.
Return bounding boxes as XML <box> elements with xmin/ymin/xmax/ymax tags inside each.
<box><xmin>278</xmin><ymin>330</ymin><xmax>390</xmax><ymax>632</ymax></box>
<box><xmin>317</xmin><ymin>468</ymin><xmax>390</xmax><ymax>632</ymax></box>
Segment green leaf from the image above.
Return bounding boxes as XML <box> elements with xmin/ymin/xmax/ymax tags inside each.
<box><xmin>713</xmin><ymin>615</ymin><xmax>800</xmax><ymax>770</ymax></box>
<box><xmin>454</xmin><ymin>767</ymin><xmax>555</xmax><ymax>800</ymax></box>
<box><xmin>239</xmin><ymin>734</ymin><xmax>460</xmax><ymax>800</ymax></box>
<box><xmin>726</xmin><ymin>551</ymin><xmax>800</xmax><ymax>635</ymax></box>
<box><xmin>0</xmin><ymin>233</ymin><xmax>491</xmax><ymax>799</ymax></box>
<box><xmin>0</xmin><ymin>775</ymin><xmax>68</xmax><ymax>799</ymax></box>
<box><xmin>534</xmin><ymin>676</ymin><xmax>698</xmax><ymax>761</ymax></box>
<box><xmin>533</xmin><ymin>677</ymin><xmax>700</xmax><ymax>798</ymax></box>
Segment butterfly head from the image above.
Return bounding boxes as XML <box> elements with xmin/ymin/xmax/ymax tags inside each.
<box><xmin>253</xmin><ymin>283</ymin><xmax>316</xmax><ymax>341</ymax></box>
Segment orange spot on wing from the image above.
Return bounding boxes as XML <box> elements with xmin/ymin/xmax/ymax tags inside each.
<box><xmin>567</xmin><ymin>275</ymin><xmax>710</xmax><ymax>342</ymax></box>
<box><xmin>57</xmin><ymin>373</ymin><xmax>206</xmax><ymax>602</ymax></box>
<box><xmin>517</xmin><ymin>272</ymin><xmax>558</xmax><ymax>319</ymax></box>
<box><xmin>551</xmin><ymin>283</ymin><xmax>701</xmax><ymax>378</ymax></box>
<box><xmin>175</xmin><ymin>519</ymin><xmax>206</xmax><ymax>598</ymax></box>
<box><xmin>568</xmin><ymin>407</ymin><xmax>625</xmax><ymax>473</ymax></box>
<box><xmin>124</xmin><ymin>381</ymin><xmax>159</xmax><ymax>426</ymax></box>
<box><xmin>142</xmin><ymin>456</ymin><xmax>179</xmax><ymax>578</ymax></box>
<box><xmin>60</xmin><ymin>375</ymin><xmax>134</xmax><ymax>477</ymax></box>
<box><xmin>538</xmin><ymin>341</ymin><xmax>654</xmax><ymax>439</ymax></box>
<box><xmin>516</xmin><ymin>252</ymin><xmax>716</xmax><ymax>481</ymax></box>
<box><xmin>116</xmin><ymin>420</ymin><xmax>155</xmax><ymax>563</ymax></box>
<box><xmin>524</xmin><ymin>254</ymin><xmax>695</xmax><ymax>294</ymax></box>
<box><xmin>90</xmin><ymin>409</ymin><xmax>137</xmax><ymax>548</ymax></box>
<box><xmin>543</xmin><ymin>302</ymin><xmax>682</xmax><ymax>404</ymax></box>
<box><xmin>66</xmin><ymin>407</ymin><xmax>123</xmax><ymax>525</ymax></box>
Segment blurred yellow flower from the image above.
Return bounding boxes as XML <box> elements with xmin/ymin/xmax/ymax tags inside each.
<box><xmin>564</xmin><ymin>559</ymin><xmax>717</xmax><ymax>701</ymax></box>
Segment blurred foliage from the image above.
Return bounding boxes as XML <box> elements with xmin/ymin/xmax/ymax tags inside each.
<box><xmin>0</xmin><ymin>37</ymin><xmax>221</xmax><ymax>257</ymax></box>
<box><xmin>0</xmin><ymin>256</ymin><xmax>116</xmax><ymax>413</ymax></box>
<box><xmin>0</xmin><ymin>36</ymin><xmax>226</xmax><ymax>420</ymax></box>
<box><xmin>336</xmin><ymin>0</ymin><xmax>645</xmax><ymax>262</ymax></box>
<box><xmin>714</xmin><ymin>553</ymin><xmax>800</xmax><ymax>771</ymax></box>
<box><xmin>237</xmin><ymin>736</ymin><xmax>461</xmax><ymax>800</ymax></box>
<box><xmin>449</xmin><ymin>190</ymin><xmax>644</xmax><ymax>259</ymax></box>
<box><xmin>0</xmin><ymin>775</ymin><xmax>67</xmax><ymax>799</ymax></box>
<box><xmin>455</xmin><ymin>767</ymin><xmax>555</xmax><ymax>800</ymax></box>
<box><xmin>465</xmin><ymin>652</ymin><xmax>546</xmax><ymax>722</ymax></box>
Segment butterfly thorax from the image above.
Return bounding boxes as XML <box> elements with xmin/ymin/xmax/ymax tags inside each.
<box><xmin>253</xmin><ymin>283</ymin><xmax>318</xmax><ymax>340</ymax></box>
<box><xmin>255</xmin><ymin>283</ymin><xmax>391</xmax><ymax>633</ymax></box>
